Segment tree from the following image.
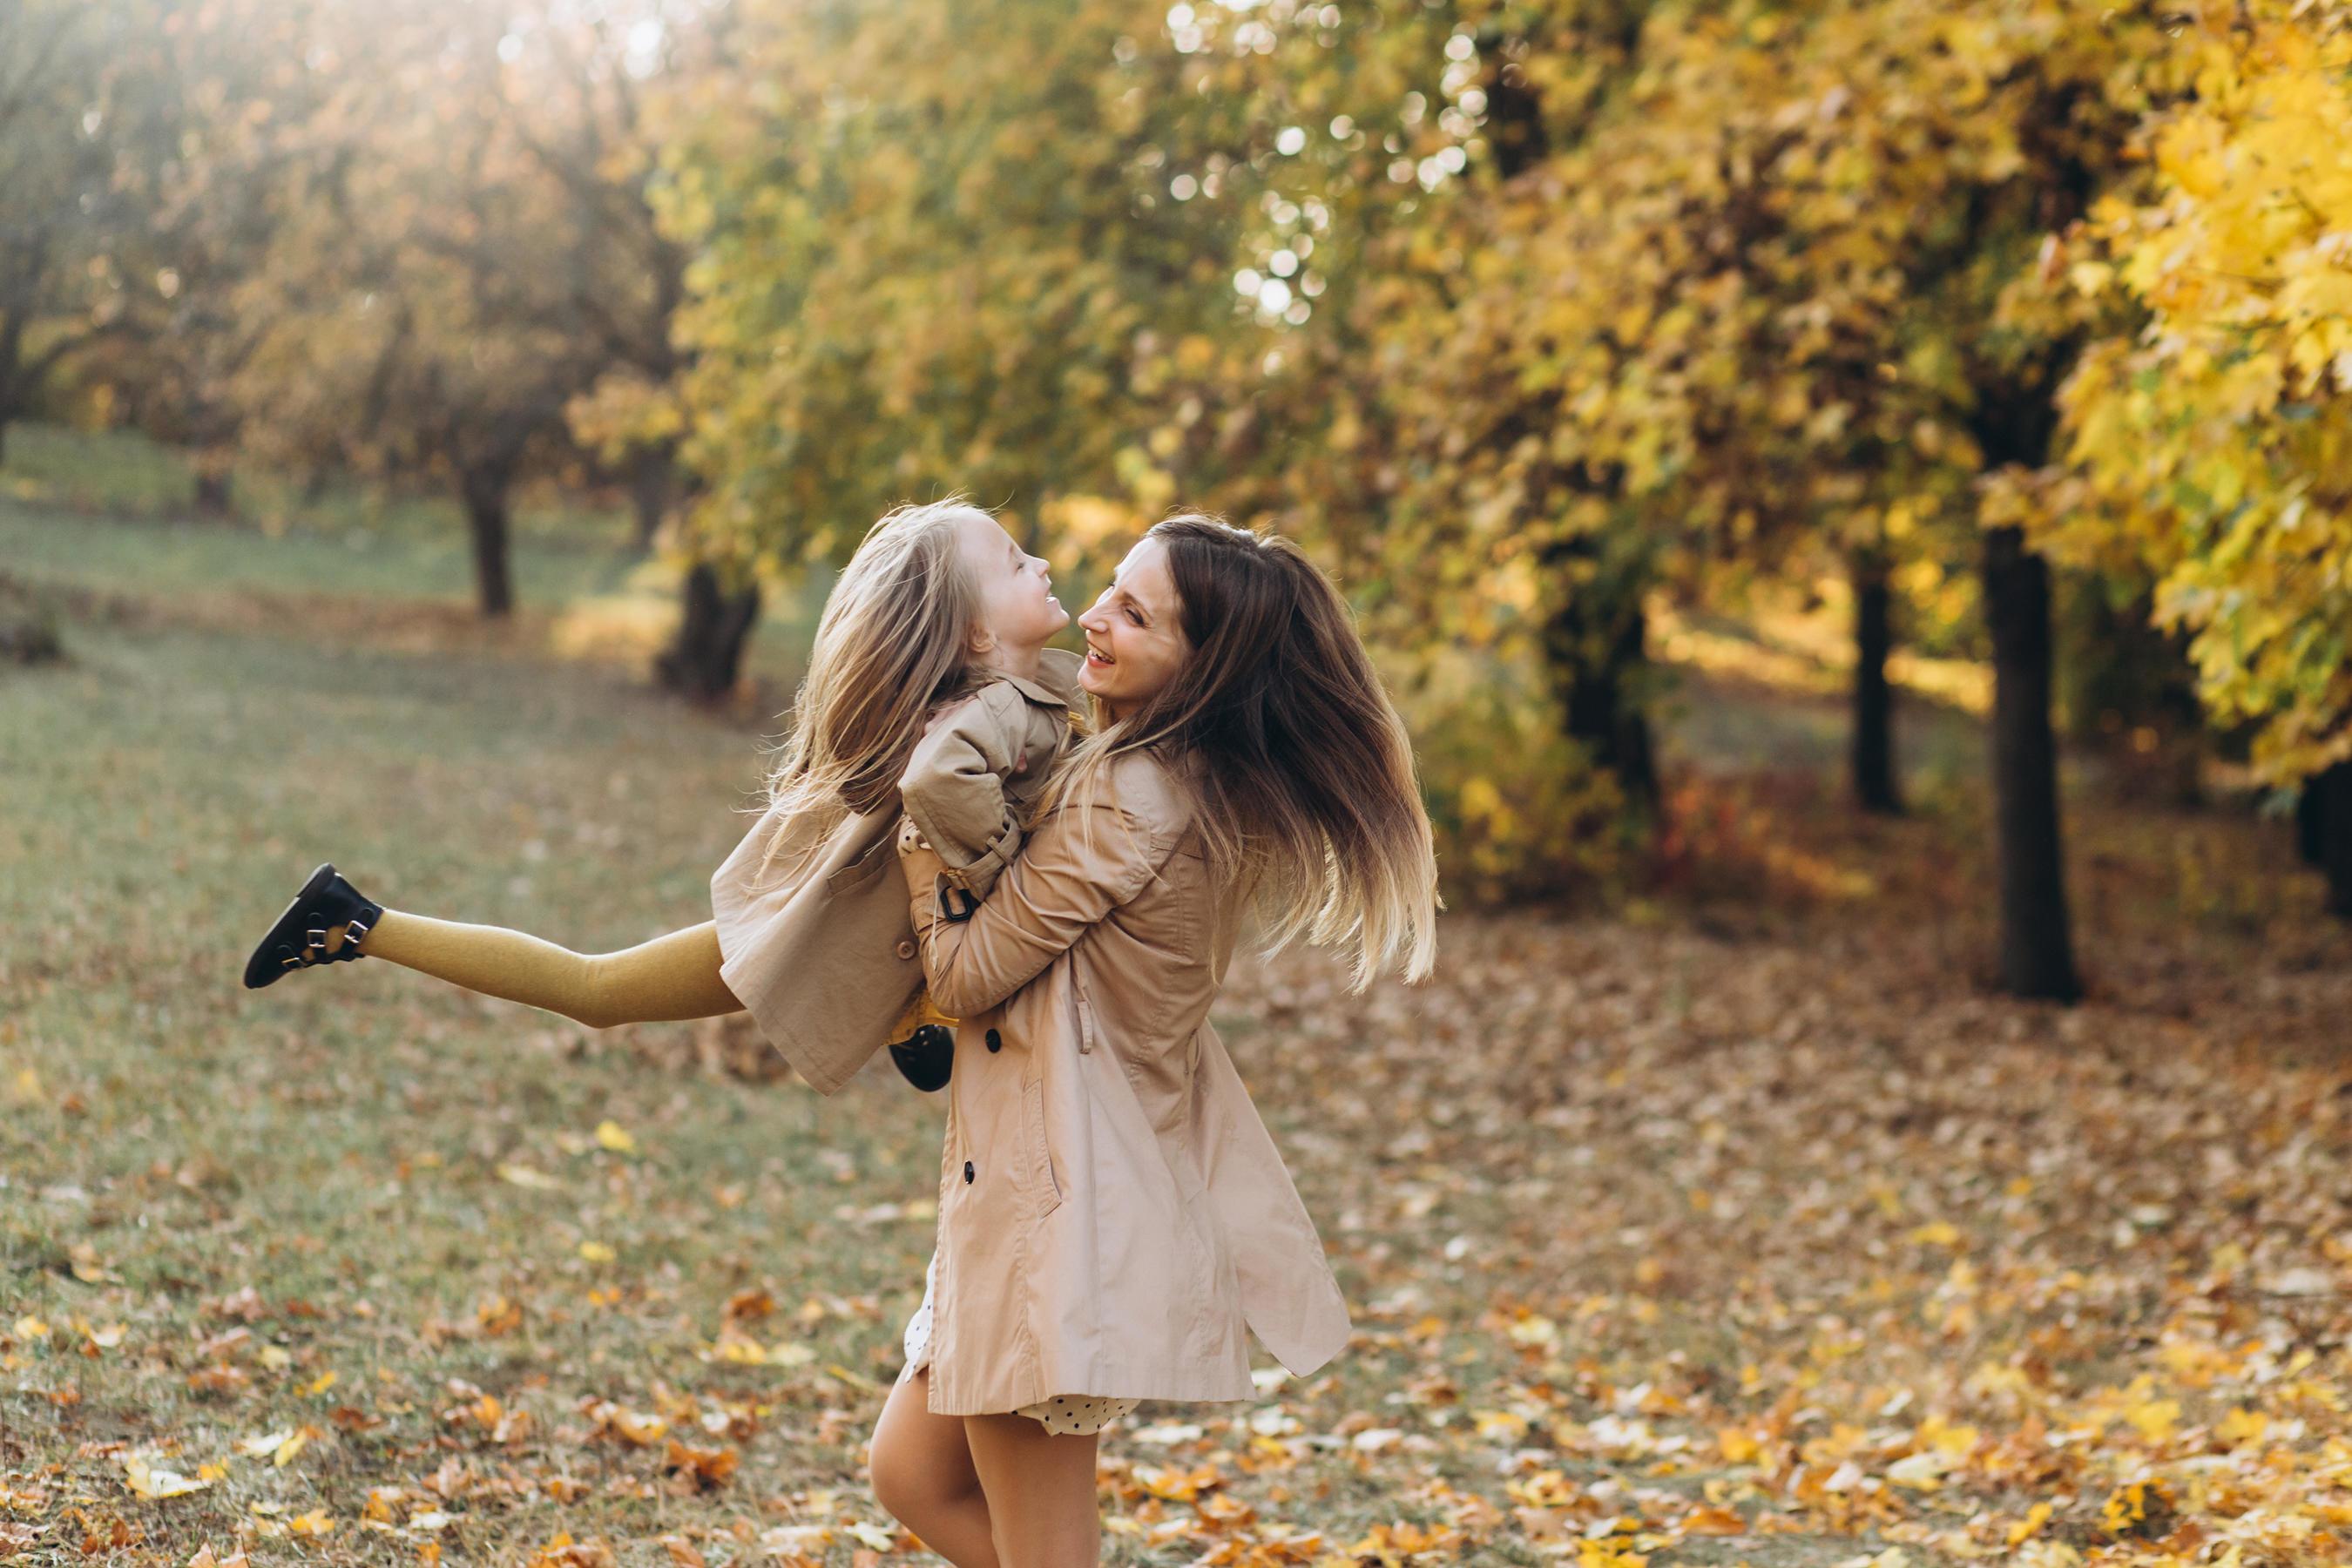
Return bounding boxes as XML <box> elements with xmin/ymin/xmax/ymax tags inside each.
<box><xmin>2051</xmin><ymin>0</ymin><xmax>2352</xmax><ymax>913</ymax></box>
<box><xmin>1395</xmin><ymin>0</ymin><xmax>2191</xmax><ymax>993</ymax></box>
<box><xmin>225</xmin><ymin>2</ymin><xmax>697</xmax><ymax>618</ymax></box>
<box><xmin>659</xmin><ymin>0</ymin><xmax>1291</xmax><ymax>578</ymax></box>
<box><xmin>0</xmin><ymin>1</ymin><xmax>173</xmax><ymax>465</ymax></box>
<box><xmin>74</xmin><ymin>1</ymin><xmax>343</xmax><ymax>517</ymax></box>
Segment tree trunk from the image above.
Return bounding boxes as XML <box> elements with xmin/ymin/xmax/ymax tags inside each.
<box><xmin>628</xmin><ymin>455</ymin><xmax>673</xmax><ymax>553</ymax></box>
<box><xmin>1851</xmin><ymin>554</ymin><xmax>1902</xmax><ymax>814</ymax></box>
<box><xmin>193</xmin><ymin>467</ymin><xmax>233</xmax><ymax>518</ymax></box>
<box><xmin>461</xmin><ymin>470</ymin><xmax>516</xmax><ymax>619</ymax></box>
<box><xmin>1538</xmin><ymin>534</ymin><xmax>1659</xmax><ymax>815</ymax></box>
<box><xmin>2313</xmin><ymin>763</ymin><xmax>2352</xmax><ymax>918</ymax></box>
<box><xmin>2298</xmin><ymin>770</ymin><xmax>2328</xmax><ymax>867</ymax></box>
<box><xmin>1982</xmin><ymin>524</ymin><xmax>2080</xmax><ymax>1001</ymax></box>
<box><xmin>657</xmin><ymin>558</ymin><xmax>762</xmax><ymax>700</ymax></box>
<box><xmin>0</xmin><ymin>314</ymin><xmax>21</xmax><ymax>469</ymax></box>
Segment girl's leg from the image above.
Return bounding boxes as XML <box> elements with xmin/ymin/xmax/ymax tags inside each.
<box><xmin>868</xmin><ymin>1369</ymin><xmax>998</xmax><ymax>1568</ymax></box>
<box><xmin>961</xmin><ymin>1411</ymin><xmax>1102</xmax><ymax>1568</ymax></box>
<box><xmin>319</xmin><ymin>913</ymin><xmax>741</xmax><ymax>1028</ymax></box>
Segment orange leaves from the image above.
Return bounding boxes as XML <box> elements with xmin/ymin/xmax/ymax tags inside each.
<box><xmin>526</xmin><ymin>1532</ymin><xmax>617</xmax><ymax>1568</ymax></box>
<box><xmin>579</xmin><ymin>1399</ymin><xmax>668</xmax><ymax>1448</ymax></box>
<box><xmin>1130</xmin><ymin>1463</ymin><xmax>1223</xmax><ymax>1504</ymax></box>
<box><xmin>1682</xmin><ymin>1504</ymin><xmax>1747</xmax><ymax>1535</ymax></box>
<box><xmin>721</xmin><ymin>1288</ymin><xmax>774</xmax><ymax>1326</ymax></box>
<box><xmin>439</xmin><ymin>1385</ymin><xmax>531</xmax><ymax>1447</ymax></box>
<box><xmin>703</xmin><ymin>1285</ymin><xmax>816</xmax><ymax>1369</ymax></box>
<box><xmin>475</xmin><ymin>1295</ymin><xmax>524</xmax><ymax>1337</ymax></box>
<box><xmin>660</xmin><ymin>1440</ymin><xmax>738</xmax><ymax>1492</ymax></box>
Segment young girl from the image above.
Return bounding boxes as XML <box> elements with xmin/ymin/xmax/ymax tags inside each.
<box><xmin>240</xmin><ymin>497</ymin><xmax>1082</xmax><ymax>1097</ymax></box>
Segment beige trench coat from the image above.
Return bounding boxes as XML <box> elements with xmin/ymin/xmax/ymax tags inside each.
<box><xmin>708</xmin><ymin>651</ymin><xmax>1082</xmax><ymax>1093</ymax></box>
<box><xmin>897</xmin><ymin>745</ymin><xmax>1353</xmax><ymax>1415</ymax></box>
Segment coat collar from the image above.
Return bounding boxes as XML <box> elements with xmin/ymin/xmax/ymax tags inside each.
<box><xmin>988</xmin><ymin>645</ymin><xmax>1085</xmax><ymax>713</ymax></box>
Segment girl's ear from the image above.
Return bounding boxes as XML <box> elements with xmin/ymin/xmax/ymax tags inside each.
<box><xmin>967</xmin><ymin>621</ymin><xmax>998</xmax><ymax>659</ymax></box>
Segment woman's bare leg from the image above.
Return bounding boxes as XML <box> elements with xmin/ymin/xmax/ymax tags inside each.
<box><xmin>869</xmin><ymin>1369</ymin><xmax>999</xmax><ymax>1567</ymax></box>
<box><xmin>962</xmin><ymin>1410</ymin><xmax>1101</xmax><ymax>1568</ymax></box>
<box><xmin>318</xmin><ymin>914</ymin><xmax>741</xmax><ymax>1027</ymax></box>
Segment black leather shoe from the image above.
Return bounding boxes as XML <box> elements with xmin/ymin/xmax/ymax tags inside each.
<box><xmin>242</xmin><ymin>863</ymin><xmax>385</xmax><ymax>990</ymax></box>
<box><xmin>889</xmin><ymin>1024</ymin><xmax>954</xmax><ymax>1093</ymax></box>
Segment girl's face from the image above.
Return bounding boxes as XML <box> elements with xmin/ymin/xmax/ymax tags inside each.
<box><xmin>956</xmin><ymin>511</ymin><xmax>1068</xmax><ymax>657</ymax></box>
<box><xmin>1077</xmin><ymin>537</ymin><xmax>1189</xmax><ymax>718</ymax></box>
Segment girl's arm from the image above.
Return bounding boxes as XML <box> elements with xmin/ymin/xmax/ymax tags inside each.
<box><xmin>898</xmin><ymin>681</ymin><xmax>1034</xmax><ymax>906</ymax></box>
<box><xmin>896</xmin><ymin>794</ymin><xmax>1176</xmax><ymax>1017</ymax></box>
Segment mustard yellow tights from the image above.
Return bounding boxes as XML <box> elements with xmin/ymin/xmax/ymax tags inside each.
<box><xmin>317</xmin><ymin>912</ymin><xmax>744</xmax><ymax>1028</ymax></box>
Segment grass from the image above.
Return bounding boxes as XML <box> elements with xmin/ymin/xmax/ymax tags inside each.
<box><xmin>7</xmin><ymin>422</ymin><xmax>2352</xmax><ymax>1566</ymax></box>
<box><xmin>1</xmin><ymin>612</ymin><xmax>947</xmax><ymax>1564</ymax></box>
<box><xmin>0</xmin><ymin>423</ymin><xmax>833</xmax><ymax>694</ymax></box>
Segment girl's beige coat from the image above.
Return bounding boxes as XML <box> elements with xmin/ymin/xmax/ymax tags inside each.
<box><xmin>708</xmin><ymin>651</ymin><xmax>1082</xmax><ymax>1094</ymax></box>
<box><xmin>897</xmin><ymin>746</ymin><xmax>1352</xmax><ymax>1415</ymax></box>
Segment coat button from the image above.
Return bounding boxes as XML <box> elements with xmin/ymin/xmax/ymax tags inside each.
<box><xmin>963</xmin><ymin>1160</ymin><xmax>975</xmax><ymax>1184</ymax></box>
<box><xmin>985</xmin><ymin>1028</ymin><xmax>1002</xmax><ymax>1052</ymax></box>
<box><xmin>896</xmin><ymin>939</ymin><xmax>916</xmax><ymax>961</ymax></box>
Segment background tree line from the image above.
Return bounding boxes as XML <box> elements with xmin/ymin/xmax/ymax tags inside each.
<box><xmin>9</xmin><ymin>0</ymin><xmax>2350</xmax><ymax>993</ymax></box>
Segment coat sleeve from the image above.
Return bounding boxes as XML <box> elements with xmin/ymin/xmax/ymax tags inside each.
<box><xmin>899</xmin><ymin>685</ymin><xmax>1029</xmax><ymax>903</ymax></box>
<box><xmin>900</xmin><ymin>794</ymin><xmax>1175</xmax><ymax>1017</ymax></box>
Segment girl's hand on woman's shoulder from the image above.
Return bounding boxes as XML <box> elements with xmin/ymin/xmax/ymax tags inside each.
<box><xmin>897</xmin><ymin>817</ymin><xmax>962</xmax><ymax>917</ymax></box>
<box><xmin>896</xmin><ymin>815</ymin><xmax>940</xmax><ymax>873</ymax></box>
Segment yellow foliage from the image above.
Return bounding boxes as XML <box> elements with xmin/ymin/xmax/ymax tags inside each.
<box><xmin>2057</xmin><ymin>0</ymin><xmax>2352</xmax><ymax>781</ymax></box>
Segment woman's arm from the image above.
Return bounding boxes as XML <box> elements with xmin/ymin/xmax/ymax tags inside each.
<box><xmin>896</xmin><ymin>797</ymin><xmax>1174</xmax><ymax>1017</ymax></box>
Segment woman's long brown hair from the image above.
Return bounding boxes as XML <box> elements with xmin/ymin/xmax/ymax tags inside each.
<box><xmin>1043</xmin><ymin>514</ymin><xmax>1440</xmax><ymax>988</ymax></box>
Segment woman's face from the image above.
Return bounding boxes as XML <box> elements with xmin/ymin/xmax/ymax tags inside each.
<box><xmin>1077</xmin><ymin>536</ymin><xmax>1188</xmax><ymax>718</ymax></box>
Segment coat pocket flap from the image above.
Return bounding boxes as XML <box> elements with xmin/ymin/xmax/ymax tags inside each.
<box><xmin>824</xmin><ymin>834</ymin><xmax>894</xmax><ymax>895</ymax></box>
<box><xmin>1022</xmin><ymin>1076</ymin><xmax>1064</xmax><ymax>1217</ymax></box>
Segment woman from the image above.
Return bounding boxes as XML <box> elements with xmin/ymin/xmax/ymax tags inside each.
<box><xmin>868</xmin><ymin>514</ymin><xmax>1440</xmax><ymax>1566</ymax></box>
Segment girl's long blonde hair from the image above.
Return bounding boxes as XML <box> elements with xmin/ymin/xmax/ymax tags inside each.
<box><xmin>749</xmin><ymin>498</ymin><xmax>991</xmax><ymax>882</ymax></box>
<box><xmin>1039</xmin><ymin>514</ymin><xmax>1440</xmax><ymax>990</ymax></box>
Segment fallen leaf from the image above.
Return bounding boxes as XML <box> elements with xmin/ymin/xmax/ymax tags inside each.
<box><xmin>123</xmin><ymin>1456</ymin><xmax>212</xmax><ymax>1500</ymax></box>
<box><xmin>662</xmin><ymin>1439</ymin><xmax>738</xmax><ymax>1490</ymax></box>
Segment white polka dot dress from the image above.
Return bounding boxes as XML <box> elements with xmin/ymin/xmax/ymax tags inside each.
<box><xmin>897</xmin><ymin>1250</ymin><xmax>1140</xmax><ymax>1436</ymax></box>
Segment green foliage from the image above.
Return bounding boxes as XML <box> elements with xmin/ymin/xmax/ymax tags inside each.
<box><xmin>662</xmin><ymin>0</ymin><xmax>1267</xmax><ymax>563</ymax></box>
